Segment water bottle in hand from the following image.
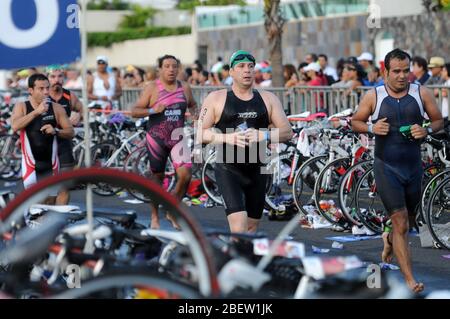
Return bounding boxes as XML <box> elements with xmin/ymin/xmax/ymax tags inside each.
<box><xmin>236</xmin><ymin>121</ymin><xmax>248</xmax><ymax>132</ymax></box>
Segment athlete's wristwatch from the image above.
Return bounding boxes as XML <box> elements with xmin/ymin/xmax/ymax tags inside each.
<box><xmin>367</xmin><ymin>123</ymin><xmax>374</xmax><ymax>134</ymax></box>
<box><xmin>426</xmin><ymin>127</ymin><xmax>433</xmax><ymax>135</ymax></box>
<box><xmin>54</xmin><ymin>128</ymin><xmax>60</xmax><ymax>136</ymax></box>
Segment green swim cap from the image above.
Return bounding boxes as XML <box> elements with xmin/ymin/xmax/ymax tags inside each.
<box><xmin>229</xmin><ymin>50</ymin><xmax>256</xmax><ymax>68</ymax></box>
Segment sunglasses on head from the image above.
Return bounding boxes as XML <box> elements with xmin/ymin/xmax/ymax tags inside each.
<box><xmin>346</xmin><ymin>67</ymin><xmax>356</xmax><ymax>71</ymax></box>
<box><xmin>232</xmin><ymin>54</ymin><xmax>255</xmax><ymax>65</ymax></box>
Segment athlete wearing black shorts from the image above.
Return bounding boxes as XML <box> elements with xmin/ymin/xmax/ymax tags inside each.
<box><xmin>352</xmin><ymin>49</ymin><xmax>443</xmax><ymax>293</ymax></box>
<box><xmin>48</xmin><ymin>67</ymin><xmax>83</xmax><ymax>205</ymax></box>
<box><xmin>11</xmin><ymin>73</ymin><xmax>74</xmax><ymax>189</ymax></box>
<box><xmin>131</xmin><ymin>55</ymin><xmax>198</xmax><ymax>230</ymax></box>
<box><xmin>48</xmin><ymin>67</ymin><xmax>83</xmax><ymax>169</ymax></box>
<box><xmin>199</xmin><ymin>50</ymin><xmax>293</xmax><ymax>233</ymax></box>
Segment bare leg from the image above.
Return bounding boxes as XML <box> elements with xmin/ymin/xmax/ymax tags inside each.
<box><xmin>247</xmin><ymin>217</ymin><xmax>260</xmax><ymax>233</ymax></box>
<box><xmin>56</xmin><ymin>166</ymin><xmax>74</xmax><ymax>205</ymax></box>
<box><xmin>150</xmin><ymin>172</ymin><xmax>164</xmax><ymax>229</ymax></box>
<box><xmin>227</xmin><ymin>211</ymin><xmax>248</xmax><ymax>233</ymax></box>
<box><xmin>390</xmin><ymin>209</ymin><xmax>424</xmax><ymax>293</ymax></box>
<box><xmin>382</xmin><ymin>231</ymin><xmax>394</xmax><ymax>263</ymax></box>
<box><xmin>165</xmin><ymin>166</ymin><xmax>191</xmax><ymax>230</ymax></box>
<box><xmin>56</xmin><ymin>188</ymin><xmax>70</xmax><ymax>205</ymax></box>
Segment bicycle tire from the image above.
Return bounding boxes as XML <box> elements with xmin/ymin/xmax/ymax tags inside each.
<box><xmin>425</xmin><ymin>175</ymin><xmax>450</xmax><ymax>250</ymax></box>
<box><xmin>314</xmin><ymin>157</ymin><xmax>352</xmax><ymax>226</ymax></box>
<box><xmin>338</xmin><ymin>159</ymin><xmax>374</xmax><ymax>227</ymax></box>
<box><xmin>0</xmin><ymin>168</ymin><xmax>221</xmax><ymax>297</ymax></box>
<box><xmin>292</xmin><ymin>155</ymin><xmax>328</xmax><ymax>217</ymax></box>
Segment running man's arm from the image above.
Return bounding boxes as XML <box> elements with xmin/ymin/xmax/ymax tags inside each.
<box><xmin>11</xmin><ymin>101</ymin><xmax>45</xmax><ymax>133</ymax></box>
<box><xmin>411</xmin><ymin>86</ymin><xmax>444</xmax><ymax>139</ymax></box>
<box><xmin>264</xmin><ymin>92</ymin><xmax>293</xmax><ymax>143</ymax></box>
<box><xmin>198</xmin><ymin>91</ymin><xmax>222</xmax><ymax>144</ymax></box>
<box><xmin>53</xmin><ymin>103</ymin><xmax>75</xmax><ymax>139</ymax></box>
<box><xmin>131</xmin><ymin>83</ymin><xmax>155</xmax><ymax>118</ymax></box>
<box><xmin>69</xmin><ymin>92</ymin><xmax>83</xmax><ymax>125</ymax></box>
<box><xmin>351</xmin><ymin>89</ymin><xmax>379</xmax><ymax>133</ymax></box>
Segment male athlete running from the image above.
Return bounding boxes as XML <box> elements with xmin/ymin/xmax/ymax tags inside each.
<box><xmin>131</xmin><ymin>55</ymin><xmax>198</xmax><ymax>229</ymax></box>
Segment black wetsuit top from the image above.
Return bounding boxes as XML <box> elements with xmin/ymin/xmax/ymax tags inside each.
<box><xmin>25</xmin><ymin>101</ymin><xmax>57</xmax><ymax>171</ymax></box>
<box><xmin>215</xmin><ymin>89</ymin><xmax>270</xmax><ymax>166</ymax></box>
<box><xmin>213</xmin><ymin>89</ymin><xmax>270</xmax><ymax>219</ymax></box>
<box><xmin>372</xmin><ymin>83</ymin><xmax>425</xmax><ymax>214</ymax></box>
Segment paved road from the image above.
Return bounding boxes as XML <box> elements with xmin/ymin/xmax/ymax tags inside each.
<box><xmin>1</xmin><ymin>180</ymin><xmax>449</xmax><ymax>294</ymax></box>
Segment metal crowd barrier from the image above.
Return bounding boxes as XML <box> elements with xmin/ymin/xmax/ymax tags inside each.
<box><xmin>3</xmin><ymin>86</ymin><xmax>448</xmax><ymax>117</ymax></box>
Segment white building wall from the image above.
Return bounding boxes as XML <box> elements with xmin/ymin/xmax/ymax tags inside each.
<box><xmin>85</xmin><ymin>34</ymin><xmax>197</xmax><ymax>68</ymax></box>
<box><xmin>86</xmin><ymin>10</ymin><xmax>131</xmax><ymax>32</ymax></box>
<box><xmin>370</xmin><ymin>0</ymin><xmax>423</xmax><ymax>18</ymax></box>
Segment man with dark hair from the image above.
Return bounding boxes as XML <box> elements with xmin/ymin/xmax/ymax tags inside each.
<box><xmin>305</xmin><ymin>53</ymin><xmax>317</xmax><ymax>64</ymax></box>
<box><xmin>199</xmin><ymin>50</ymin><xmax>293</xmax><ymax>233</ymax></box>
<box><xmin>412</xmin><ymin>56</ymin><xmax>430</xmax><ymax>85</ymax></box>
<box><xmin>352</xmin><ymin>48</ymin><xmax>443</xmax><ymax>293</ymax></box>
<box><xmin>131</xmin><ymin>55</ymin><xmax>198</xmax><ymax>229</ymax></box>
<box><xmin>318</xmin><ymin>54</ymin><xmax>338</xmax><ymax>83</ymax></box>
<box><xmin>221</xmin><ymin>64</ymin><xmax>233</xmax><ymax>86</ymax></box>
<box><xmin>47</xmin><ymin>66</ymin><xmax>83</xmax><ymax>205</ymax></box>
<box><xmin>11</xmin><ymin>74</ymin><xmax>74</xmax><ymax>189</ymax></box>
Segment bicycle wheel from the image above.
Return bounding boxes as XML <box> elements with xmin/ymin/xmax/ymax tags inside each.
<box><xmin>419</xmin><ymin>167</ymin><xmax>449</xmax><ymax>224</ymax></box>
<box><xmin>314</xmin><ymin>157</ymin><xmax>352</xmax><ymax>226</ymax></box>
<box><xmin>338</xmin><ymin>159</ymin><xmax>374</xmax><ymax>227</ymax></box>
<box><xmin>124</xmin><ymin>146</ymin><xmax>176</xmax><ymax>203</ymax></box>
<box><xmin>52</xmin><ymin>271</ymin><xmax>204</xmax><ymax>299</ymax></box>
<box><xmin>354</xmin><ymin>168</ymin><xmax>387</xmax><ymax>234</ymax></box>
<box><xmin>292</xmin><ymin>155</ymin><xmax>328</xmax><ymax>217</ymax></box>
<box><xmin>426</xmin><ymin>175</ymin><xmax>450</xmax><ymax>250</ymax></box>
<box><xmin>0</xmin><ymin>134</ymin><xmax>21</xmax><ymax>181</ymax></box>
<box><xmin>201</xmin><ymin>152</ymin><xmax>222</xmax><ymax>205</ymax></box>
<box><xmin>0</xmin><ymin>168</ymin><xmax>221</xmax><ymax>297</ymax></box>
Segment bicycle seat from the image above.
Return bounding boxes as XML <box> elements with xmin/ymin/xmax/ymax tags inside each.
<box><xmin>30</xmin><ymin>204</ymin><xmax>82</xmax><ymax>213</ymax></box>
<box><xmin>328</xmin><ymin>108</ymin><xmax>353</xmax><ymax>120</ymax></box>
<box><xmin>0</xmin><ymin>214</ymin><xmax>67</xmax><ymax>267</ymax></box>
<box><xmin>308</xmin><ymin>112</ymin><xmax>327</xmax><ymax>120</ymax></box>
<box><xmin>93</xmin><ymin>209</ymin><xmax>137</xmax><ymax>225</ymax></box>
<box><xmin>140</xmin><ymin>228</ymin><xmax>187</xmax><ymax>245</ymax></box>
<box><xmin>288</xmin><ymin>111</ymin><xmax>310</xmax><ymax>119</ymax></box>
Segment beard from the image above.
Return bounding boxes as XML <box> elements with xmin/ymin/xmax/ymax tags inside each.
<box><xmin>51</xmin><ymin>83</ymin><xmax>63</xmax><ymax>91</ymax></box>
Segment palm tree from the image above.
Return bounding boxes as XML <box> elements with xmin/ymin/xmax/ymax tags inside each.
<box><xmin>263</xmin><ymin>0</ymin><xmax>286</xmax><ymax>87</ymax></box>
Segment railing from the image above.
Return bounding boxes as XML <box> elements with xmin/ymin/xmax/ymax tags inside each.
<box><xmin>3</xmin><ymin>85</ymin><xmax>449</xmax><ymax>117</ymax></box>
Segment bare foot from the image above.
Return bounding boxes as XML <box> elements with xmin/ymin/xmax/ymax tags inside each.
<box><xmin>166</xmin><ymin>213</ymin><xmax>181</xmax><ymax>230</ymax></box>
<box><xmin>382</xmin><ymin>232</ymin><xmax>393</xmax><ymax>263</ymax></box>
<box><xmin>407</xmin><ymin>281</ymin><xmax>425</xmax><ymax>293</ymax></box>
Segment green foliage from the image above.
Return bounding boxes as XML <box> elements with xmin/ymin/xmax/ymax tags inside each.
<box><xmin>88</xmin><ymin>27</ymin><xmax>192</xmax><ymax>47</ymax></box>
<box><xmin>87</xmin><ymin>0</ymin><xmax>130</xmax><ymax>10</ymax></box>
<box><xmin>422</xmin><ymin>0</ymin><xmax>450</xmax><ymax>11</ymax></box>
<box><xmin>177</xmin><ymin>0</ymin><xmax>246</xmax><ymax>11</ymax></box>
<box><xmin>119</xmin><ymin>4</ymin><xmax>157</xmax><ymax>29</ymax></box>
